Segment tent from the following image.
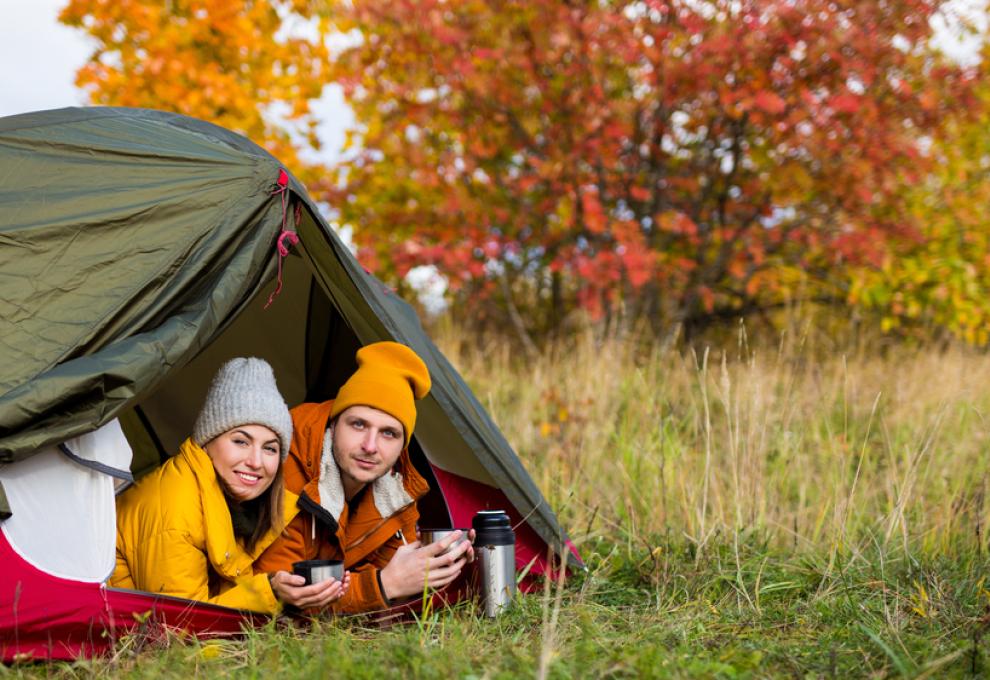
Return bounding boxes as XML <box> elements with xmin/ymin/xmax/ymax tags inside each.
<box><xmin>0</xmin><ymin>107</ymin><xmax>579</xmax><ymax>661</ymax></box>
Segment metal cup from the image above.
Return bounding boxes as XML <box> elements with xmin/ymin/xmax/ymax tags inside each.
<box><xmin>420</xmin><ymin>528</ymin><xmax>471</xmax><ymax>555</ymax></box>
<box><xmin>292</xmin><ymin>559</ymin><xmax>344</xmax><ymax>585</ymax></box>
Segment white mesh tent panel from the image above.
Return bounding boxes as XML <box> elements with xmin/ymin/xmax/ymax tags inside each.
<box><xmin>0</xmin><ymin>420</ymin><xmax>132</xmax><ymax>582</ymax></box>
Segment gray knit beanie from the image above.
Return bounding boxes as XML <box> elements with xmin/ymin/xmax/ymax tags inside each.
<box><xmin>192</xmin><ymin>357</ymin><xmax>293</xmax><ymax>459</ymax></box>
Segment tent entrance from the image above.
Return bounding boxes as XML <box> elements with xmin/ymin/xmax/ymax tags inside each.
<box><xmin>117</xmin><ymin>245</ymin><xmax>451</xmax><ymax>527</ymax></box>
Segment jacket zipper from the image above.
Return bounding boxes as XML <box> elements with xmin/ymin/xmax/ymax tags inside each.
<box><xmin>344</xmin><ymin>501</ymin><xmax>415</xmax><ymax>551</ymax></box>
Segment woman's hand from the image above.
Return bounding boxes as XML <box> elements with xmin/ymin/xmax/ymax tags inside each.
<box><xmin>379</xmin><ymin>530</ymin><xmax>472</xmax><ymax>601</ymax></box>
<box><xmin>269</xmin><ymin>570</ymin><xmax>351</xmax><ymax>609</ymax></box>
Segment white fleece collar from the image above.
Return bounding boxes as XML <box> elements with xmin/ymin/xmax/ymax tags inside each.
<box><xmin>317</xmin><ymin>429</ymin><xmax>345</xmax><ymax>521</ymax></box>
<box><xmin>317</xmin><ymin>428</ymin><xmax>414</xmax><ymax>522</ymax></box>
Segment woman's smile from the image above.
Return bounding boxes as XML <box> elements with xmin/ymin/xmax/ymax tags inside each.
<box><xmin>205</xmin><ymin>425</ymin><xmax>281</xmax><ymax>501</ymax></box>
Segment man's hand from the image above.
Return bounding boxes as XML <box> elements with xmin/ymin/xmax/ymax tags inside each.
<box><xmin>270</xmin><ymin>570</ymin><xmax>351</xmax><ymax>609</ymax></box>
<box><xmin>379</xmin><ymin>530</ymin><xmax>472</xmax><ymax>601</ymax></box>
<box><xmin>463</xmin><ymin>528</ymin><xmax>476</xmax><ymax>562</ymax></box>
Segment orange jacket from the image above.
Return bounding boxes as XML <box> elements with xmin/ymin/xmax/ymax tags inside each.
<box><xmin>255</xmin><ymin>400</ymin><xmax>429</xmax><ymax>613</ymax></box>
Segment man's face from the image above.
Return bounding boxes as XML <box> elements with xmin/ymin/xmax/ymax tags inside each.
<box><xmin>331</xmin><ymin>405</ymin><xmax>405</xmax><ymax>499</ymax></box>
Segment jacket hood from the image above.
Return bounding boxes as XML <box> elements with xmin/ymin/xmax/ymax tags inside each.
<box><xmin>179</xmin><ymin>438</ymin><xmax>299</xmax><ymax>571</ymax></box>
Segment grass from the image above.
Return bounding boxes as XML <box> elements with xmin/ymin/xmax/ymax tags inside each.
<box><xmin>11</xmin><ymin>545</ymin><xmax>989</xmax><ymax>678</ymax></box>
<box><xmin>448</xmin><ymin>325</ymin><xmax>990</xmax><ymax>559</ymax></box>
<box><xmin>11</xmin><ymin>324</ymin><xmax>990</xmax><ymax>678</ymax></box>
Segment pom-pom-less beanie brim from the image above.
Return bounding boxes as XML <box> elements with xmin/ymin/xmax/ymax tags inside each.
<box><xmin>192</xmin><ymin>357</ymin><xmax>293</xmax><ymax>459</ymax></box>
<box><xmin>330</xmin><ymin>342</ymin><xmax>431</xmax><ymax>444</ymax></box>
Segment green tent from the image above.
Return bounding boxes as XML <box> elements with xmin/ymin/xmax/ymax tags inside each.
<box><xmin>0</xmin><ymin>106</ymin><xmax>577</xmax><ymax>567</ymax></box>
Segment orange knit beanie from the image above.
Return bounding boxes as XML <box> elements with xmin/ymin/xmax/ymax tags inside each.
<box><xmin>330</xmin><ymin>342</ymin><xmax>431</xmax><ymax>444</ymax></box>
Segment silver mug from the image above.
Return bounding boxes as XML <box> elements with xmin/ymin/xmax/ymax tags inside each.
<box><xmin>420</xmin><ymin>528</ymin><xmax>470</xmax><ymax>555</ymax></box>
<box><xmin>292</xmin><ymin>559</ymin><xmax>344</xmax><ymax>585</ymax></box>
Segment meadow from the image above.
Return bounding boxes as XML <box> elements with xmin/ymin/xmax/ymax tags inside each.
<box><xmin>12</xmin><ymin>322</ymin><xmax>990</xmax><ymax>679</ymax></box>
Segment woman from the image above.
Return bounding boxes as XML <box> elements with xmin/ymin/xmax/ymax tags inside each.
<box><xmin>111</xmin><ymin>357</ymin><xmax>349</xmax><ymax>613</ymax></box>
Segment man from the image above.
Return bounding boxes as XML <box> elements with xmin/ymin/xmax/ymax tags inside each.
<box><xmin>257</xmin><ymin>341</ymin><xmax>473</xmax><ymax>613</ymax></box>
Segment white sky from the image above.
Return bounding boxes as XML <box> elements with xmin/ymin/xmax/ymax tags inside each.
<box><xmin>0</xmin><ymin>0</ymin><xmax>92</xmax><ymax>117</ymax></box>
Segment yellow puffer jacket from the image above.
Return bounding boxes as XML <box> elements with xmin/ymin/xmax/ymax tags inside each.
<box><xmin>111</xmin><ymin>438</ymin><xmax>299</xmax><ymax>614</ymax></box>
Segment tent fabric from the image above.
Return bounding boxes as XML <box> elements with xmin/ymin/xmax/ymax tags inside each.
<box><xmin>57</xmin><ymin>417</ymin><xmax>134</xmax><ymax>480</ymax></box>
<box><xmin>0</xmin><ymin>107</ymin><xmax>284</xmax><ymax>461</ymax></box>
<box><xmin>0</xmin><ymin>420</ymin><xmax>132</xmax><ymax>582</ymax></box>
<box><xmin>292</xmin><ymin>216</ymin><xmax>574</xmax><ymax>559</ymax></box>
<box><xmin>0</xmin><ymin>106</ymin><xmax>579</xmax><ymax>660</ymax></box>
<box><xmin>0</xmin><ymin>105</ymin><xmax>575</xmax><ymax>567</ymax></box>
<box><xmin>430</xmin><ymin>466</ymin><xmax>579</xmax><ymax>572</ymax></box>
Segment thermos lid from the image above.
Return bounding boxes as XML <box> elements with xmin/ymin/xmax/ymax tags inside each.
<box><xmin>472</xmin><ymin>510</ymin><xmax>515</xmax><ymax>546</ymax></box>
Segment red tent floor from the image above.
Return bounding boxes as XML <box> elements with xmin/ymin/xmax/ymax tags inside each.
<box><xmin>1</xmin><ymin>468</ymin><xmax>578</xmax><ymax>661</ymax></box>
<box><xmin>0</xmin><ymin>531</ymin><xmax>261</xmax><ymax>662</ymax></box>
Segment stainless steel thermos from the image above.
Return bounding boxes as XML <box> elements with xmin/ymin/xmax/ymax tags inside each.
<box><xmin>472</xmin><ymin>510</ymin><xmax>516</xmax><ymax>617</ymax></box>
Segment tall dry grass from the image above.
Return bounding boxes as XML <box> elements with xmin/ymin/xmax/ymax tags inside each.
<box><xmin>434</xmin><ymin>321</ymin><xmax>990</xmax><ymax>561</ymax></box>
<box><xmin>29</xmin><ymin>323</ymin><xmax>990</xmax><ymax>678</ymax></box>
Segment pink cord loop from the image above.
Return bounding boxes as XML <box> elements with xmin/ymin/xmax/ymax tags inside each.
<box><xmin>276</xmin><ymin>230</ymin><xmax>299</xmax><ymax>257</ymax></box>
<box><xmin>265</xmin><ymin>168</ymin><xmax>297</xmax><ymax>309</ymax></box>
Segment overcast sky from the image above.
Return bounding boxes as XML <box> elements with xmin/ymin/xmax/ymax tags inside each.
<box><xmin>0</xmin><ymin>0</ymin><xmax>91</xmax><ymax>117</ymax></box>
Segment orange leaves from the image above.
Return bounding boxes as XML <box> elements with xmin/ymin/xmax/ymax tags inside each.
<box><xmin>60</xmin><ymin>0</ymin><xmax>331</xmax><ymax>175</ymax></box>
<box><xmin>696</xmin><ymin>285</ymin><xmax>716</xmax><ymax>314</ymax></box>
<box><xmin>63</xmin><ymin>0</ymin><xmax>984</xmax><ymax>339</ymax></box>
<box><xmin>580</xmin><ymin>191</ymin><xmax>608</xmax><ymax>234</ymax></box>
<box><xmin>918</xmin><ymin>89</ymin><xmax>939</xmax><ymax>112</ymax></box>
<box><xmin>656</xmin><ymin>212</ymin><xmax>698</xmax><ymax>239</ymax></box>
<box><xmin>628</xmin><ymin>185</ymin><xmax>651</xmax><ymax>202</ymax></box>
<box><xmin>846</xmin><ymin>64</ymin><xmax>990</xmax><ymax>345</ymax></box>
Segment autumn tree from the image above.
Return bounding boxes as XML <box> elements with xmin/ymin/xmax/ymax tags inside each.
<box><xmin>59</xmin><ymin>0</ymin><xmax>332</xmax><ymax>177</ymax></box>
<box><xmin>322</xmin><ymin>0</ymin><xmax>975</xmax><ymax>343</ymax></box>
<box><xmin>852</xmin><ymin>37</ymin><xmax>990</xmax><ymax>346</ymax></box>
<box><xmin>61</xmin><ymin>0</ymin><xmax>984</xmax><ymax>346</ymax></box>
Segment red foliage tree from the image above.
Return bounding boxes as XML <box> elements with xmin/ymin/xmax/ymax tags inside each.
<box><xmin>323</xmin><ymin>0</ymin><xmax>974</xmax><ymax>341</ymax></box>
<box><xmin>61</xmin><ymin>0</ymin><xmax>981</xmax><ymax>344</ymax></box>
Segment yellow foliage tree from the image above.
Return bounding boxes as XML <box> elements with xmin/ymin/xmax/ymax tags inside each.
<box><xmin>59</xmin><ymin>0</ymin><xmax>331</xmax><ymax>177</ymax></box>
<box><xmin>851</xmin><ymin>42</ymin><xmax>990</xmax><ymax>346</ymax></box>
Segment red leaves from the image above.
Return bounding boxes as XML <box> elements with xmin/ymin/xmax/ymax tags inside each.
<box><xmin>629</xmin><ymin>185</ymin><xmax>651</xmax><ymax>202</ymax></box>
<box><xmin>656</xmin><ymin>212</ymin><xmax>699</xmax><ymax>239</ymax></box>
<box><xmin>697</xmin><ymin>285</ymin><xmax>716</xmax><ymax>314</ymax></box>
<box><xmin>829</xmin><ymin>93</ymin><xmax>861</xmax><ymax>114</ymax></box>
<box><xmin>620</xmin><ymin>244</ymin><xmax>655</xmax><ymax>289</ymax></box>
<box><xmin>581</xmin><ymin>191</ymin><xmax>608</xmax><ymax>234</ymax></box>
<box><xmin>753</xmin><ymin>91</ymin><xmax>787</xmax><ymax>115</ymax></box>
<box><xmin>56</xmin><ymin>0</ymin><xmax>957</xmax><ymax>334</ymax></box>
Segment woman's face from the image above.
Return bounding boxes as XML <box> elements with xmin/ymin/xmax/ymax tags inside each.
<box><xmin>205</xmin><ymin>424</ymin><xmax>281</xmax><ymax>502</ymax></box>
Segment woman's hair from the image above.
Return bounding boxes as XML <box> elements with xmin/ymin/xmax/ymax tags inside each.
<box><xmin>243</xmin><ymin>463</ymin><xmax>284</xmax><ymax>554</ymax></box>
